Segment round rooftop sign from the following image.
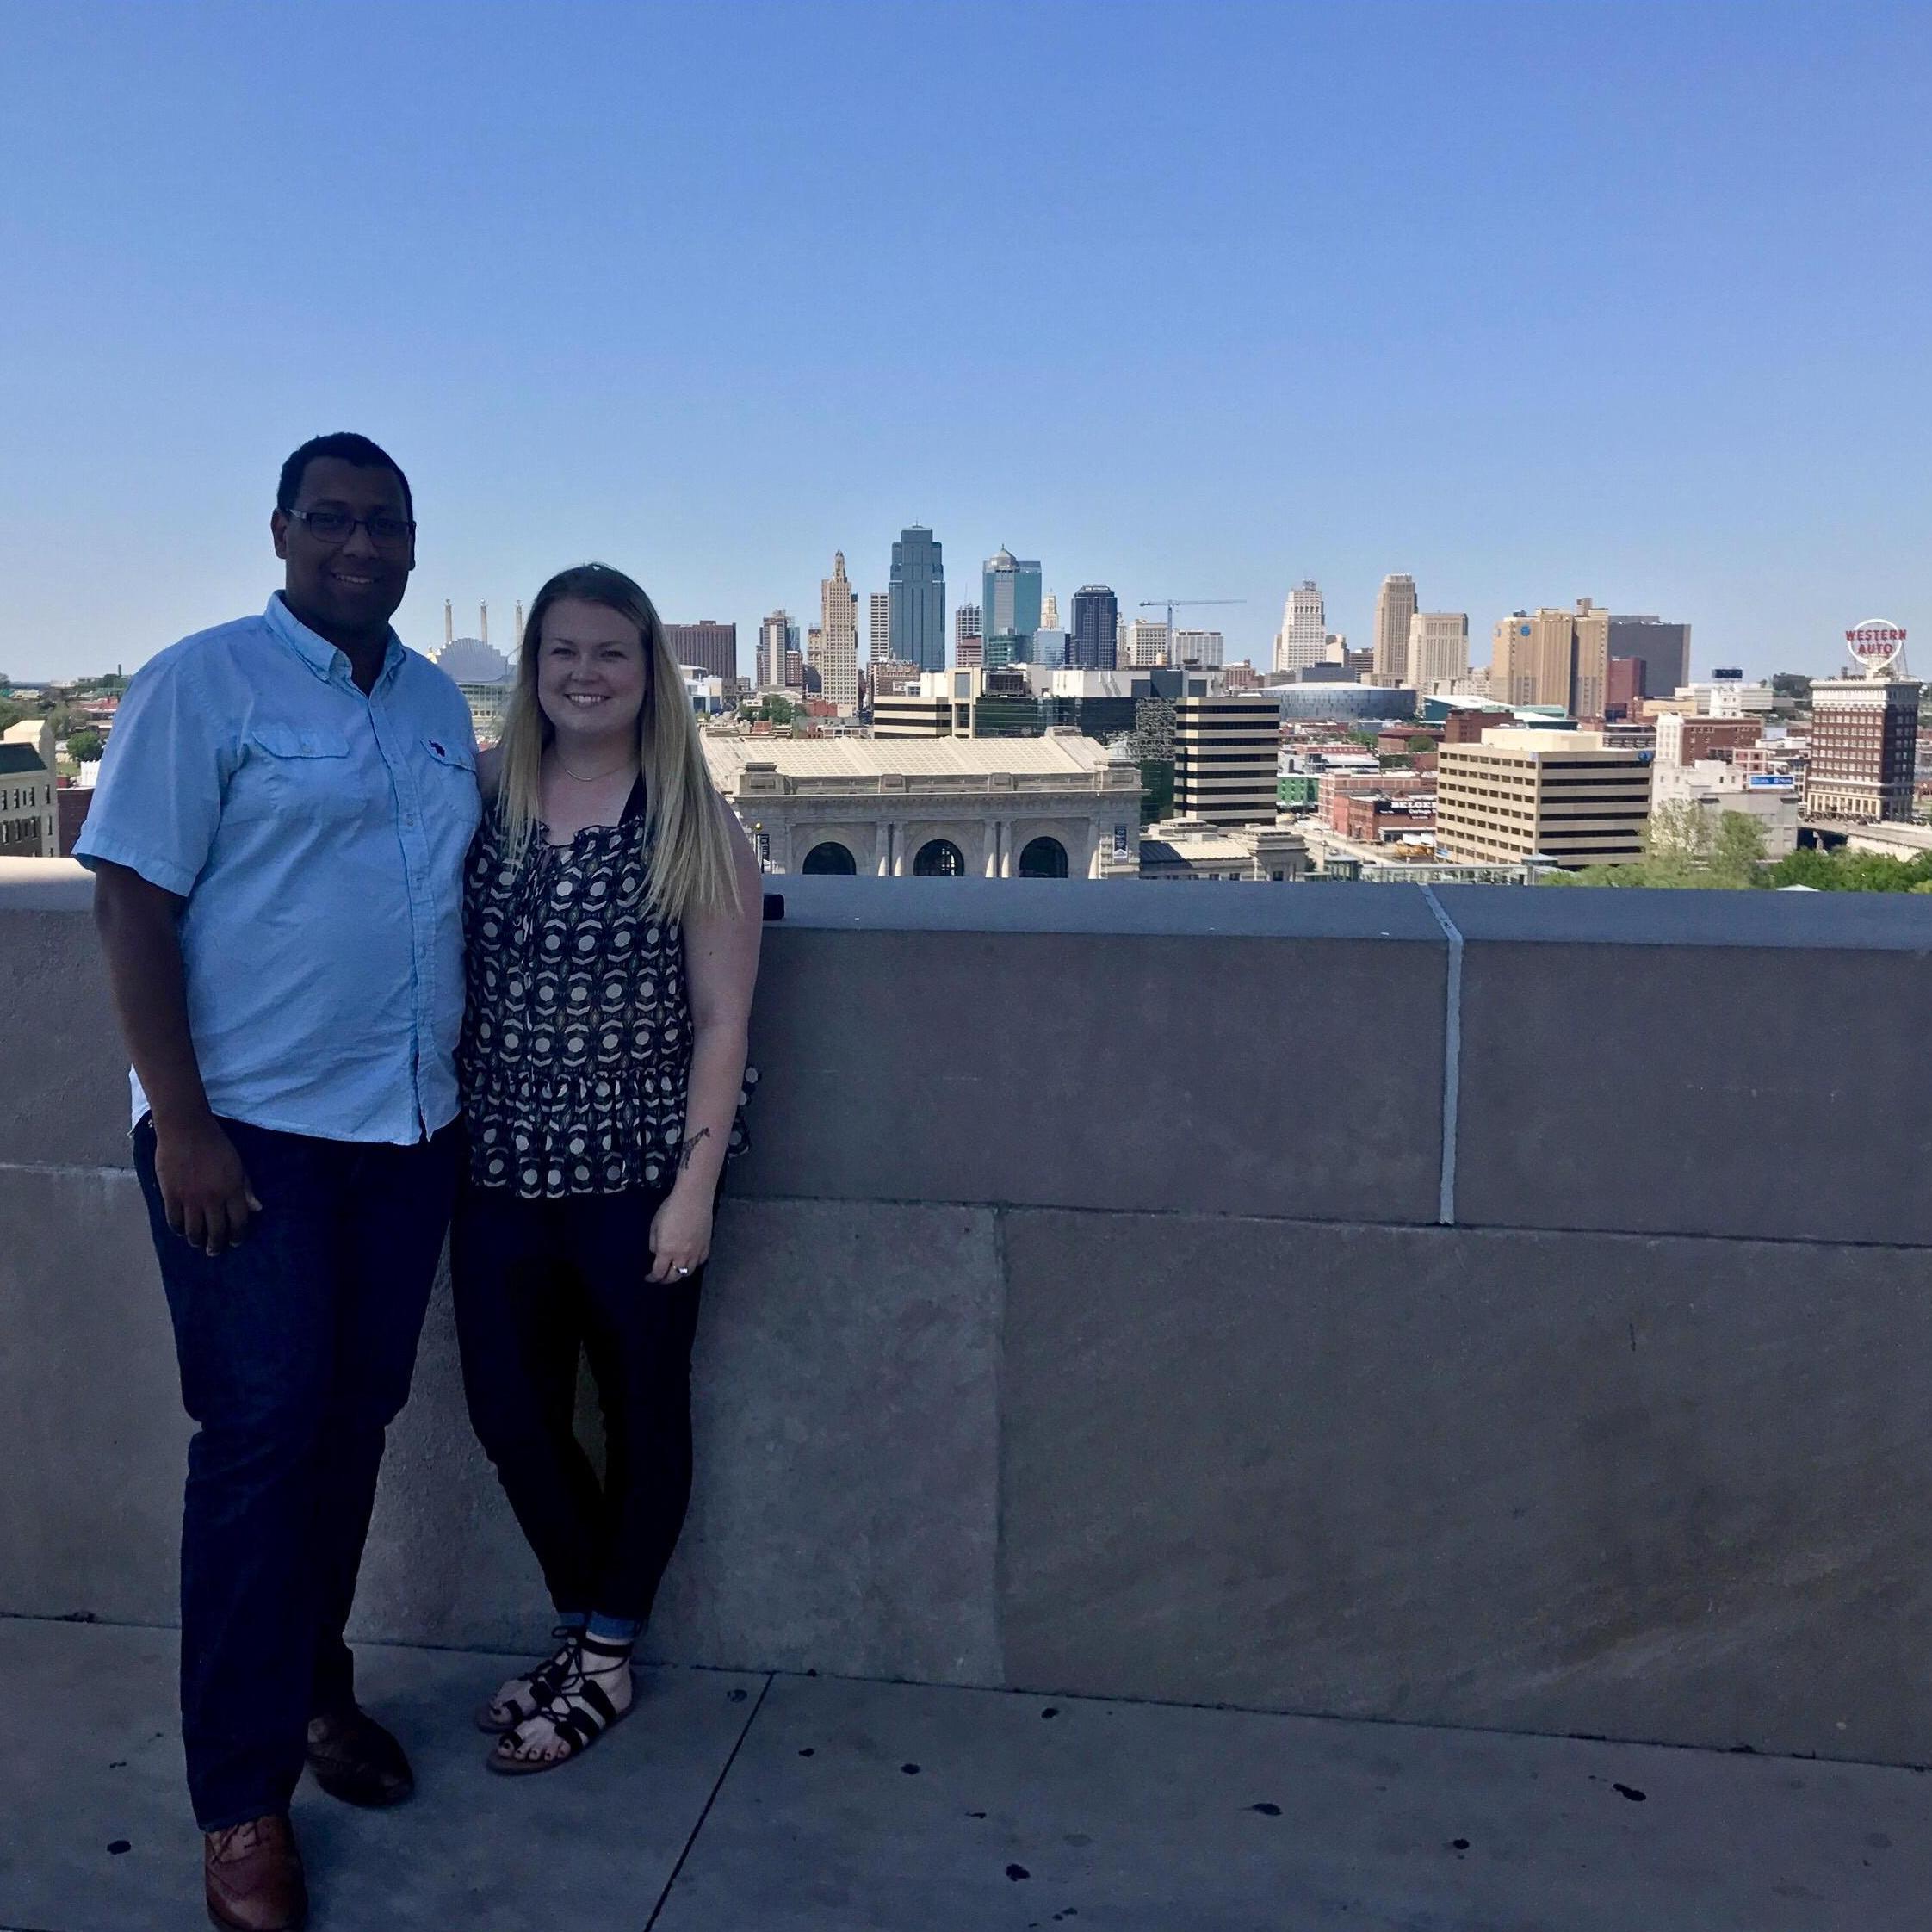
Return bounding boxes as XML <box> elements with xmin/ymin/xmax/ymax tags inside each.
<box><xmin>1845</xmin><ymin>617</ymin><xmax>1908</xmax><ymax>675</ymax></box>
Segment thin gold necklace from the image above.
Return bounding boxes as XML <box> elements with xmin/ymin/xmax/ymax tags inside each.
<box><xmin>551</xmin><ymin>746</ymin><xmax>637</xmax><ymax>783</ymax></box>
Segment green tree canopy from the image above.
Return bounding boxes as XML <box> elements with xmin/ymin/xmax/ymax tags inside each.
<box><xmin>1765</xmin><ymin>845</ymin><xmax>1932</xmax><ymax>892</ymax></box>
<box><xmin>1544</xmin><ymin>807</ymin><xmax>1769</xmax><ymax>889</ymax></box>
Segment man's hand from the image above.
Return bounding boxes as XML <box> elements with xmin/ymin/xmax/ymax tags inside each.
<box><xmin>154</xmin><ymin>1116</ymin><xmax>262</xmax><ymax>1255</ymax></box>
<box><xmin>647</xmin><ymin>1183</ymin><xmax>714</xmax><ymax>1285</ymax></box>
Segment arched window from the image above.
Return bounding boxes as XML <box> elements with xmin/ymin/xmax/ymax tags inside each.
<box><xmin>913</xmin><ymin>839</ymin><xmax>966</xmax><ymax>877</ymax></box>
<box><xmin>801</xmin><ymin>841</ymin><xmax>858</xmax><ymax>875</ymax></box>
<box><xmin>1018</xmin><ymin>836</ymin><xmax>1068</xmax><ymax>878</ymax></box>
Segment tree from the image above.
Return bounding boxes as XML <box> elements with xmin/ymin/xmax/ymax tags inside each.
<box><xmin>752</xmin><ymin>694</ymin><xmax>797</xmax><ymax>725</ymax></box>
<box><xmin>1708</xmin><ymin>811</ymin><xmax>1769</xmax><ymax>888</ymax></box>
<box><xmin>1765</xmin><ymin>845</ymin><xmax>1932</xmax><ymax>892</ymax></box>
<box><xmin>65</xmin><ymin>728</ymin><xmax>106</xmax><ymax>763</ymax></box>
<box><xmin>1542</xmin><ymin>804</ymin><xmax>1769</xmax><ymax>889</ymax></box>
<box><xmin>1770</xmin><ymin>672</ymin><xmax>1812</xmax><ymax>703</ymax></box>
<box><xmin>1407</xmin><ymin>734</ymin><xmax>1436</xmax><ymax>753</ymax></box>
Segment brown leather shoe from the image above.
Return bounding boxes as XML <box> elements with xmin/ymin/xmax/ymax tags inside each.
<box><xmin>305</xmin><ymin>1702</ymin><xmax>414</xmax><ymax>1807</ymax></box>
<box><xmin>204</xmin><ymin>1813</ymin><xmax>307</xmax><ymax>1932</ymax></box>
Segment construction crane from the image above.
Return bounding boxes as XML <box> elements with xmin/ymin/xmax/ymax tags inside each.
<box><xmin>1137</xmin><ymin>598</ymin><xmax>1246</xmax><ymax>678</ymax></box>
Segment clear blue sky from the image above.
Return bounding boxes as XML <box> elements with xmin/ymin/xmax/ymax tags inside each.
<box><xmin>3</xmin><ymin>0</ymin><xmax>1927</xmax><ymax>681</ymax></box>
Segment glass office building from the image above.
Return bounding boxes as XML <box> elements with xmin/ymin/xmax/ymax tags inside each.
<box><xmin>1069</xmin><ymin>585</ymin><xmax>1118</xmax><ymax>671</ymax></box>
<box><xmin>889</xmin><ymin>526</ymin><xmax>947</xmax><ymax>672</ymax></box>
<box><xmin>982</xmin><ymin>548</ymin><xmax>1043</xmax><ymax>665</ymax></box>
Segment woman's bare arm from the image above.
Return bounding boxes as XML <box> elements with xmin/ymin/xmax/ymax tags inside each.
<box><xmin>645</xmin><ymin>803</ymin><xmax>764</xmax><ymax>1281</ymax></box>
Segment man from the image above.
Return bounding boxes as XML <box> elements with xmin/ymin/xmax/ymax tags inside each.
<box><xmin>77</xmin><ymin>434</ymin><xmax>480</xmax><ymax>1932</ymax></box>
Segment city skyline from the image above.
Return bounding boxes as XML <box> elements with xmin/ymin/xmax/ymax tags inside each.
<box><xmin>4</xmin><ymin>3</ymin><xmax>1929</xmax><ymax>682</ymax></box>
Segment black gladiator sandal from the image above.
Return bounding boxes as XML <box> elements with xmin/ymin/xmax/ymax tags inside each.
<box><xmin>474</xmin><ymin>1625</ymin><xmax>585</xmax><ymax>1735</ymax></box>
<box><xmin>486</xmin><ymin>1632</ymin><xmax>635</xmax><ymax>1775</ymax></box>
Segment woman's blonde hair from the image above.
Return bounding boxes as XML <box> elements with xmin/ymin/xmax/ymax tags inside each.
<box><xmin>494</xmin><ymin>562</ymin><xmax>741</xmax><ymax>922</ymax></box>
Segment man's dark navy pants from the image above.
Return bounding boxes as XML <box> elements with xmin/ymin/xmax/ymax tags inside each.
<box><xmin>133</xmin><ymin>1114</ymin><xmax>461</xmax><ymax>1831</ymax></box>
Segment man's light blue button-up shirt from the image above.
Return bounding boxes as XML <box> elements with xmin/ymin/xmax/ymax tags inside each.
<box><xmin>76</xmin><ymin>594</ymin><xmax>481</xmax><ymax>1144</ymax></box>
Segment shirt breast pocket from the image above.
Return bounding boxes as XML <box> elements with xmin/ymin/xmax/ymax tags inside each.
<box><xmin>228</xmin><ymin>725</ymin><xmax>358</xmax><ymax>822</ymax></box>
<box><xmin>420</xmin><ymin>734</ymin><xmax>481</xmax><ymax>836</ymax></box>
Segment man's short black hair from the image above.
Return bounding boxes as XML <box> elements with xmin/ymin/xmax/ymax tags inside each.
<box><xmin>277</xmin><ymin>433</ymin><xmax>413</xmax><ymax>523</ymax></box>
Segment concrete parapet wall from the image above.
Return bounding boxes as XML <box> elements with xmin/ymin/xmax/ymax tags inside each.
<box><xmin>5</xmin><ymin>863</ymin><xmax>1932</xmax><ymax>1766</ymax></box>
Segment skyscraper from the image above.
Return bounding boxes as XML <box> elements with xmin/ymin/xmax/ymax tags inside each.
<box><xmin>1069</xmin><ymin>585</ymin><xmax>1118</xmax><ymax>670</ymax></box>
<box><xmin>889</xmin><ymin>525</ymin><xmax>947</xmax><ymax>672</ymax></box>
<box><xmin>869</xmin><ymin>592</ymin><xmax>891</xmax><ymax>664</ymax></box>
<box><xmin>1372</xmin><ymin>574</ymin><xmax>1419</xmax><ymax>682</ymax></box>
<box><xmin>758</xmin><ymin>610</ymin><xmax>797</xmax><ymax>689</ymax></box>
<box><xmin>1041</xmin><ymin>590</ymin><xmax>1060</xmax><ymax>631</ymax></box>
<box><xmin>663</xmin><ymin>621</ymin><xmax>738</xmax><ymax>683</ymax></box>
<box><xmin>1489</xmin><ymin>600</ymin><xmax>1608</xmax><ymax>717</ymax></box>
<box><xmin>1173</xmin><ymin>629</ymin><xmax>1225</xmax><ymax>668</ymax></box>
<box><xmin>816</xmin><ymin>552</ymin><xmax>860</xmax><ymax>712</ymax></box>
<box><xmin>1122</xmin><ymin>618</ymin><xmax>1171</xmax><ymax>668</ymax></box>
<box><xmin>1807</xmin><ymin>631</ymin><xmax>1920</xmax><ymax>823</ymax></box>
<box><xmin>1273</xmin><ymin>582</ymin><xmax>1327</xmax><ymax>673</ymax></box>
<box><xmin>1406</xmin><ymin>612</ymin><xmax>1471</xmax><ymax>687</ymax></box>
<box><xmin>982</xmin><ymin>548</ymin><xmax>1042</xmax><ymax>666</ymax></box>
<box><xmin>1607</xmin><ymin>615</ymin><xmax>1693</xmax><ymax>700</ymax></box>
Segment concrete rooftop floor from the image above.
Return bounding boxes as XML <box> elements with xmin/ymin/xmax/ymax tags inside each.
<box><xmin>2</xmin><ymin>1617</ymin><xmax>1925</xmax><ymax>1932</ymax></box>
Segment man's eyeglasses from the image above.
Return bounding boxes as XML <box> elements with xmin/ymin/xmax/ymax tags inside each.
<box><xmin>286</xmin><ymin>507</ymin><xmax>416</xmax><ymax>548</ymax></box>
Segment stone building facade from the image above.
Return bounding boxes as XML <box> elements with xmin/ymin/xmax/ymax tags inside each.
<box><xmin>703</xmin><ymin>734</ymin><xmax>1143</xmax><ymax>879</ymax></box>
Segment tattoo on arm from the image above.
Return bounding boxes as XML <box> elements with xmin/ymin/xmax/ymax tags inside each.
<box><xmin>678</xmin><ymin>1127</ymin><xmax>714</xmax><ymax>1173</ymax></box>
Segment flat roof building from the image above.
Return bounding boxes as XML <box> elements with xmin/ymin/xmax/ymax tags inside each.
<box><xmin>1173</xmin><ymin>694</ymin><xmax>1281</xmax><ymax>827</ymax></box>
<box><xmin>1435</xmin><ymin>729</ymin><xmax>1652</xmax><ymax>869</ymax></box>
<box><xmin>1806</xmin><ymin>676</ymin><xmax>1920</xmax><ymax>823</ymax></box>
<box><xmin>702</xmin><ymin>731</ymin><xmax>1143</xmax><ymax>879</ymax></box>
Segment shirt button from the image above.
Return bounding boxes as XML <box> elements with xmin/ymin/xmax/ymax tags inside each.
<box><xmin>404</xmin><ymin>813</ymin><xmax>416</xmax><ymax>827</ymax></box>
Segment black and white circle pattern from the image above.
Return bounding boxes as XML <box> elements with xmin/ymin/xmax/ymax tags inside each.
<box><xmin>459</xmin><ymin>808</ymin><xmax>756</xmax><ymax>1198</ymax></box>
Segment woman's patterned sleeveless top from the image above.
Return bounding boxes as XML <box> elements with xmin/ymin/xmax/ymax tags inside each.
<box><xmin>459</xmin><ymin>783</ymin><xmax>754</xmax><ymax>1198</ymax></box>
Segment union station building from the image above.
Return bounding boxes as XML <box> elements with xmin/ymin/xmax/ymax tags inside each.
<box><xmin>701</xmin><ymin>734</ymin><xmax>1145</xmax><ymax>879</ymax></box>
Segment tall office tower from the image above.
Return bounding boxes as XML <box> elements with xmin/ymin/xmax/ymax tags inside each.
<box><xmin>1069</xmin><ymin>585</ymin><xmax>1118</xmax><ymax>670</ymax></box>
<box><xmin>889</xmin><ymin>525</ymin><xmax>946</xmax><ymax>672</ymax></box>
<box><xmin>1123</xmin><ymin>618</ymin><xmax>1171</xmax><ymax>668</ymax></box>
<box><xmin>1173</xmin><ymin>694</ymin><xmax>1281</xmax><ymax>825</ymax></box>
<box><xmin>758</xmin><ymin>610</ymin><xmax>795</xmax><ymax>688</ymax></box>
<box><xmin>514</xmin><ymin>600</ymin><xmax>525</xmax><ymax>650</ymax></box>
<box><xmin>954</xmin><ymin>602</ymin><xmax>982</xmax><ymax>663</ymax></box>
<box><xmin>480</xmin><ymin>604</ymin><xmax>490</xmax><ymax>647</ymax></box>
<box><xmin>1607</xmin><ymin>615</ymin><xmax>1692</xmax><ymax>699</ymax></box>
<box><xmin>869</xmin><ymin>593</ymin><xmax>891</xmax><ymax>663</ymax></box>
<box><xmin>1041</xmin><ymin>590</ymin><xmax>1060</xmax><ymax>631</ymax></box>
<box><xmin>1807</xmin><ymin>659</ymin><xmax>1920</xmax><ymax>823</ymax></box>
<box><xmin>1173</xmin><ymin>629</ymin><xmax>1225</xmax><ymax>668</ymax></box>
<box><xmin>1372</xmin><ymin>574</ymin><xmax>1419</xmax><ymax>682</ymax></box>
<box><xmin>1273</xmin><ymin>581</ymin><xmax>1327</xmax><ymax>673</ymax></box>
<box><xmin>1489</xmin><ymin>600</ymin><xmax>1608</xmax><ymax>717</ymax></box>
<box><xmin>784</xmin><ymin>644</ymin><xmax>806</xmax><ymax>690</ymax></box>
<box><xmin>1436</xmin><ymin>731</ymin><xmax>1654</xmax><ymax>867</ymax></box>
<box><xmin>1407</xmin><ymin>611</ymin><xmax>1471</xmax><ymax>686</ymax></box>
<box><xmin>443</xmin><ymin>600</ymin><xmax>454</xmax><ymax>649</ymax></box>
<box><xmin>1572</xmin><ymin>599</ymin><xmax>1610</xmax><ymax>719</ymax></box>
<box><xmin>982</xmin><ymin>548</ymin><xmax>1043</xmax><ymax>666</ymax></box>
<box><xmin>816</xmin><ymin>552</ymin><xmax>861</xmax><ymax>711</ymax></box>
<box><xmin>663</xmin><ymin>621</ymin><xmax>738</xmax><ymax>683</ymax></box>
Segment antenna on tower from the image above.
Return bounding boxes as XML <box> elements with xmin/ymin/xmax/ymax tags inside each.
<box><xmin>443</xmin><ymin>600</ymin><xmax>453</xmax><ymax>649</ymax></box>
<box><xmin>514</xmin><ymin>600</ymin><xmax>525</xmax><ymax>649</ymax></box>
<box><xmin>480</xmin><ymin>604</ymin><xmax>489</xmax><ymax>647</ymax></box>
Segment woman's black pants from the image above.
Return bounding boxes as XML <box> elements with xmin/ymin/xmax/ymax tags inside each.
<box><xmin>450</xmin><ymin>1182</ymin><xmax>703</xmax><ymax>1626</ymax></box>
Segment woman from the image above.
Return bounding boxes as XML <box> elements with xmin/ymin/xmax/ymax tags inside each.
<box><xmin>453</xmin><ymin>562</ymin><xmax>763</xmax><ymax>1774</ymax></box>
